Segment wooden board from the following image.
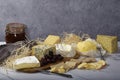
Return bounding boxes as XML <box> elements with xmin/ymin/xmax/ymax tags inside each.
<box><xmin>17</xmin><ymin>53</ymin><xmax>80</xmax><ymax>73</ymax></box>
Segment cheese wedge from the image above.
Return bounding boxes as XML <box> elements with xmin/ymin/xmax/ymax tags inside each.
<box><xmin>97</xmin><ymin>35</ymin><xmax>118</xmax><ymax>53</ymax></box>
<box><xmin>32</xmin><ymin>45</ymin><xmax>56</xmax><ymax>60</ymax></box>
<box><xmin>13</xmin><ymin>56</ymin><xmax>40</xmax><ymax>70</ymax></box>
<box><xmin>44</xmin><ymin>35</ymin><xmax>60</xmax><ymax>45</ymax></box>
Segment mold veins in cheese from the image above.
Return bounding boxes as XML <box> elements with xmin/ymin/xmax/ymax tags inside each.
<box><xmin>13</xmin><ymin>56</ymin><xmax>40</xmax><ymax>70</ymax></box>
<box><xmin>97</xmin><ymin>35</ymin><xmax>118</xmax><ymax>53</ymax></box>
<box><xmin>44</xmin><ymin>35</ymin><xmax>60</xmax><ymax>45</ymax></box>
<box><xmin>55</xmin><ymin>44</ymin><xmax>76</xmax><ymax>57</ymax></box>
<box><xmin>32</xmin><ymin>45</ymin><xmax>56</xmax><ymax>60</ymax></box>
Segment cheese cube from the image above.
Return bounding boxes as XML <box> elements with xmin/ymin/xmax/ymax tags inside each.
<box><xmin>13</xmin><ymin>56</ymin><xmax>40</xmax><ymax>70</ymax></box>
<box><xmin>97</xmin><ymin>35</ymin><xmax>118</xmax><ymax>53</ymax></box>
<box><xmin>44</xmin><ymin>35</ymin><xmax>60</xmax><ymax>45</ymax></box>
<box><xmin>32</xmin><ymin>45</ymin><xmax>56</xmax><ymax>60</ymax></box>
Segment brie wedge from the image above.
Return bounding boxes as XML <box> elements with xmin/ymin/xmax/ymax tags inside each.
<box><xmin>13</xmin><ymin>56</ymin><xmax>40</xmax><ymax>70</ymax></box>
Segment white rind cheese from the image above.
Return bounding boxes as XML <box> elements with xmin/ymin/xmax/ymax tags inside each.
<box><xmin>13</xmin><ymin>56</ymin><xmax>40</xmax><ymax>70</ymax></box>
<box><xmin>55</xmin><ymin>44</ymin><xmax>76</xmax><ymax>57</ymax></box>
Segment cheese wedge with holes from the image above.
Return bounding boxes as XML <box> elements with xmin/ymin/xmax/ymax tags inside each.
<box><xmin>13</xmin><ymin>56</ymin><xmax>40</xmax><ymax>70</ymax></box>
<box><xmin>97</xmin><ymin>35</ymin><xmax>118</xmax><ymax>53</ymax></box>
<box><xmin>44</xmin><ymin>35</ymin><xmax>60</xmax><ymax>45</ymax></box>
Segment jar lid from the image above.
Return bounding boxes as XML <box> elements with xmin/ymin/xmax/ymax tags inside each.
<box><xmin>6</xmin><ymin>23</ymin><xmax>26</xmax><ymax>34</ymax></box>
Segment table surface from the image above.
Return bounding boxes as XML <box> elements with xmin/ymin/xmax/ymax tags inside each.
<box><xmin>0</xmin><ymin>42</ymin><xmax>120</xmax><ymax>80</ymax></box>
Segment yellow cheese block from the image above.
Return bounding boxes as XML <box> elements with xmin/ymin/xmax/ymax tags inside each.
<box><xmin>97</xmin><ymin>35</ymin><xmax>118</xmax><ymax>53</ymax></box>
<box><xmin>77</xmin><ymin>39</ymin><xmax>97</xmax><ymax>53</ymax></box>
<box><xmin>44</xmin><ymin>35</ymin><xmax>60</xmax><ymax>45</ymax></box>
<box><xmin>32</xmin><ymin>45</ymin><xmax>56</xmax><ymax>60</ymax></box>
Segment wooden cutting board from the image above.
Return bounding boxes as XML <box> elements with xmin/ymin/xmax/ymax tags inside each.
<box><xmin>17</xmin><ymin>53</ymin><xmax>80</xmax><ymax>73</ymax></box>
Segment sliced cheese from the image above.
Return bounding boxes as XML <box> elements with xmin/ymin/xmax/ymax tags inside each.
<box><xmin>77</xmin><ymin>60</ymin><xmax>106</xmax><ymax>70</ymax></box>
<box><xmin>32</xmin><ymin>45</ymin><xmax>56</xmax><ymax>60</ymax></box>
<box><xmin>55</xmin><ymin>43</ymin><xmax>76</xmax><ymax>57</ymax></box>
<box><xmin>65</xmin><ymin>61</ymin><xmax>77</xmax><ymax>69</ymax></box>
<box><xmin>44</xmin><ymin>35</ymin><xmax>60</xmax><ymax>45</ymax></box>
<box><xmin>13</xmin><ymin>56</ymin><xmax>40</xmax><ymax>70</ymax></box>
<box><xmin>97</xmin><ymin>35</ymin><xmax>118</xmax><ymax>53</ymax></box>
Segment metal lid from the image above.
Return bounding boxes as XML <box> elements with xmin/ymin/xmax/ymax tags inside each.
<box><xmin>6</xmin><ymin>23</ymin><xmax>26</xmax><ymax>34</ymax></box>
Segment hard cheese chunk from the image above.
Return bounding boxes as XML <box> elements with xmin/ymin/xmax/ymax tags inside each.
<box><xmin>97</xmin><ymin>35</ymin><xmax>118</xmax><ymax>53</ymax></box>
<box><xmin>77</xmin><ymin>38</ymin><xmax>97</xmax><ymax>53</ymax></box>
<box><xmin>44</xmin><ymin>35</ymin><xmax>60</xmax><ymax>45</ymax></box>
<box><xmin>13</xmin><ymin>56</ymin><xmax>40</xmax><ymax>70</ymax></box>
<box><xmin>32</xmin><ymin>45</ymin><xmax>56</xmax><ymax>60</ymax></box>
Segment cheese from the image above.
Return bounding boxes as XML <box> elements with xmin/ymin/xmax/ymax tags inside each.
<box><xmin>63</xmin><ymin>33</ymin><xmax>81</xmax><ymax>44</ymax></box>
<box><xmin>97</xmin><ymin>35</ymin><xmax>118</xmax><ymax>53</ymax></box>
<box><xmin>77</xmin><ymin>60</ymin><xmax>106</xmax><ymax>70</ymax></box>
<box><xmin>13</xmin><ymin>56</ymin><xmax>40</xmax><ymax>70</ymax></box>
<box><xmin>65</xmin><ymin>61</ymin><xmax>77</xmax><ymax>69</ymax></box>
<box><xmin>55</xmin><ymin>44</ymin><xmax>76</xmax><ymax>57</ymax></box>
<box><xmin>44</xmin><ymin>35</ymin><xmax>60</xmax><ymax>45</ymax></box>
<box><xmin>32</xmin><ymin>45</ymin><xmax>56</xmax><ymax>60</ymax></box>
<box><xmin>77</xmin><ymin>38</ymin><xmax>97</xmax><ymax>53</ymax></box>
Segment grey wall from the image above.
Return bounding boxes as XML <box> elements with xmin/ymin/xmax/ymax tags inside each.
<box><xmin>0</xmin><ymin>0</ymin><xmax>120</xmax><ymax>41</ymax></box>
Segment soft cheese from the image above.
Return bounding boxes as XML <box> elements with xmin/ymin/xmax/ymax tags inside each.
<box><xmin>13</xmin><ymin>56</ymin><xmax>40</xmax><ymax>70</ymax></box>
<box><xmin>55</xmin><ymin>44</ymin><xmax>76</xmax><ymax>57</ymax></box>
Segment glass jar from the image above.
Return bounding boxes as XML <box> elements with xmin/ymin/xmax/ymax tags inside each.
<box><xmin>5</xmin><ymin>23</ymin><xmax>26</xmax><ymax>43</ymax></box>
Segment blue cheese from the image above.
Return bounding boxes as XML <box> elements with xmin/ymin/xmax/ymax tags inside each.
<box><xmin>32</xmin><ymin>45</ymin><xmax>56</xmax><ymax>60</ymax></box>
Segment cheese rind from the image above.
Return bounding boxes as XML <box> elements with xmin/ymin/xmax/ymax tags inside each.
<box><xmin>97</xmin><ymin>35</ymin><xmax>118</xmax><ymax>53</ymax></box>
<box><xmin>32</xmin><ymin>45</ymin><xmax>56</xmax><ymax>60</ymax></box>
<box><xmin>13</xmin><ymin>56</ymin><xmax>40</xmax><ymax>70</ymax></box>
<box><xmin>44</xmin><ymin>35</ymin><xmax>60</xmax><ymax>45</ymax></box>
<box><xmin>55</xmin><ymin>44</ymin><xmax>76</xmax><ymax>57</ymax></box>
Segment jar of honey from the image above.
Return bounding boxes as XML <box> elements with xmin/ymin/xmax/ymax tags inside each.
<box><xmin>5</xmin><ymin>23</ymin><xmax>27</xmax><ymax>43</ymax></box>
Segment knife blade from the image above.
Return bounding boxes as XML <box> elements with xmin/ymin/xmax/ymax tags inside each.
<box><xmin>39</xmin><ymin>70</ymin><xmax>73</xmax><ymax>78</ymax></box>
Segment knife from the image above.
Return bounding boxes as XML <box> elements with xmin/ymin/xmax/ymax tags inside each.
<box><xmin>39</xmin><ymin>70</ymin><xmax>73</xmax><ymax>78</ymax></box>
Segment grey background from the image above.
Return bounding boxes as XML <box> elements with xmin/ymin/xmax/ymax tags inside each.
<box><xmin>0</xmin><ymin>0</ymin><xmax>120</xmax><ymax>41</ymax></box>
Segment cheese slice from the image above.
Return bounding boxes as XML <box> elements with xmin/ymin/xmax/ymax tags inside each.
<box><xmin>13</xmin><ymin>56</ymin><xmax>40</xmax><ymax>70</ymax></box>
<box><xmin>44</xmin><ymin>35</ymin><xmax>60</xmax><ymax>45</ymax></box>
<box><xmin>55</xmin><ymin>44</ymin><xmax>76</xmax><ymax>57</ymax></box>
<box><xmin>32</xmin><ymin>45</ymin><xmax>56</xmax><ymax>60</ymax></box>
<box><xmin>65</xmin><ymin>61</ymin><xmax>77</xmax><ymax>69</ymax></box>
<box><xmin>97</xmin><ymin>35</ymin><xmax>118</xmax><ymax>53</ymax></box>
